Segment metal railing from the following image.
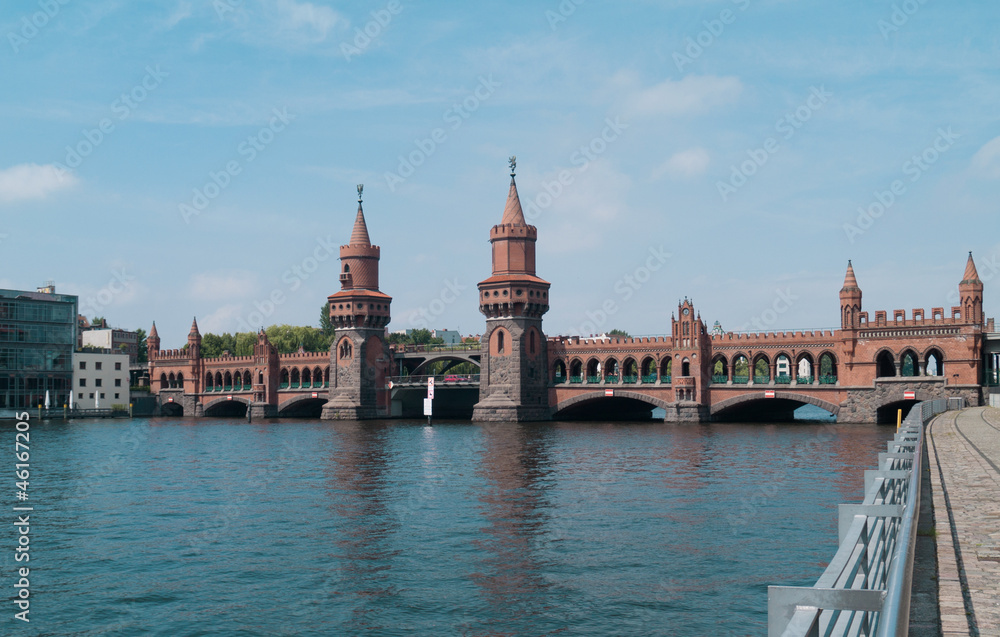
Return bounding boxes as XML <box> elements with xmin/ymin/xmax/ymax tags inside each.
<box><xmin>388</xmin><ymin>374</ymin><xmax>480</xmax><ymax>386</ymax></box>
<box><xmin>768</xmin><ymin>398</ymin><xmax>953</xmax><ymax>636</ymax></box>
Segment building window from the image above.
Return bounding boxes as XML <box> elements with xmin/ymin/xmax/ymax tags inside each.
<box><xmin>79</xmin><ymin>378</ymin><xmax>86</xmax><ymax>387</ymax></box>
<box><xmin>89</xmin><ymin>393</ymin><xmax>94</xmax><ymax>399</ymax></box>
<box><xmin>78</xmin><ymin>393</ymin><xmax>83</xmax><ymax>399</ymax></box>
<box><xmin>96</xmin><ymin>362</ymin><xmax>102</xmax><ymax>370</ymax></box>
<box><xmin>95</xmin><ymin>379</ymin><xmax>102</xmax><ymax>387</ymax></box>
<box><xmin>114</xmin><ymin>393</ymin><xmax>119</xmax><ymax>399</ymax></box>
<box><xmin>79</xmin><ymin>361</ymin><xmax>86</xmax><ymax>370</ymax></box>
<box><xmin>100</xmin><ymin>393</ymin><xmax>105</xmax><ymax>399</ymax></box>
<box><xmin>114</xmin><ymin>379</ymin><xmax>121</xmax><ymax>387</ymax></box>
<box><xmin>115</xmin><ymin>362</ymin><xmax>122</xmax><ymax>370</ymax></box>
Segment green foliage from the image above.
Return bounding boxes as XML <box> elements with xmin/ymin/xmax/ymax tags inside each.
<box><xmin>196</xmin><ymin>325</ymin><xmax>334</xmax><ymax>358</ymax></box>
<box><xmin>733</xmin><ymin>356</ymin><xmax>749</xmax><ymax>376</ymax></box>
<box><xmin>608</xmin><ymin>329</ymin><xmax>631</xmax><ymax>338</ymax></box>
<box><xmin>713</xmin><ymin>360</ymin><xmax>724</xmax><ymax>375</ymax></box>
<box><xmin>386</xmin><ymin>329</ymin><xmax>444</xmax><ymax>346</ymax></box>
<box><xmin>388</xmin><ymin>332</ymin><xmax>411</xmax><ymax>345</ymax></box>
<box><xmin>135</xmin><ymin>328</ymin><xmax>148</xmax><ymax>362</ymax></box>
<box><xmin>319</xmin><ymin>302</ymin><xmax>334</xmax><ymax>337</ymax></box>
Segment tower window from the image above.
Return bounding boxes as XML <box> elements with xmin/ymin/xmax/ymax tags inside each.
<box><xmin>497</xmin><ymin>330</ymin><xmax>505</xmax><ymax>354</ymax></box>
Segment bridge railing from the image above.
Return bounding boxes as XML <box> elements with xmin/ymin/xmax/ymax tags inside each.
<box><xmin>388</xmin><ymin>374</ymin><xmax>480</xmax><ymax>386</ymax></box>
<box><xmin>390</xmin><ymin>343</ymin><xmax>481</xmax><ymax>354</ymax></box>
<box><xmin>768</xmin><ymin>398</ymin><xmax>952</xmax><ymax>637</ymax></box>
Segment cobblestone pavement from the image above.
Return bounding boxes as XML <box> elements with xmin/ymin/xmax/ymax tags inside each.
<box><xmin>927</xmin><ymin>407</ymin><xmax>1000</xmax><ymax>636</ymax></box>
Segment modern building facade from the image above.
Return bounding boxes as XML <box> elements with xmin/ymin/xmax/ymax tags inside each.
<box><xmin>72</xmin><ymin>351</ymin><xmax>131</xmax><ymax>408</ymax></box>
<box><xmin>0</xmin><ymin>286</ymin><xmax>77</xmax><ymax>413</ymax></box>
<box><xmin>81</xmin><ymin>327</ymin><xmax>140</xmax><ymax>363</ymax></box>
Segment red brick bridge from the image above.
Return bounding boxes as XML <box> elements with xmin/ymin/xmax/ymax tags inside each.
<box><xmin>147</xmin><ymin>166</ymin><xmax>991</xmax><ymax>423</ymax></box>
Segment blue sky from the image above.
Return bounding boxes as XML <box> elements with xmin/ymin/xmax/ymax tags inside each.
<box><xmin>2</xmin><ymin>0</ymin><xmax>999</xmax><ymax>347</ymax></box>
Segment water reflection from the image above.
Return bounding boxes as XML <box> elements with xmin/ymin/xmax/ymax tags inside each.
<box><xmin>471</xmin><ymin>423</ymin><xmax>557</xmax><ymax>630</ymax></box>
<box><xmin>325</xmin><ymin>421</ymin><xmax>401</xmax><ymax>631</ymax></box>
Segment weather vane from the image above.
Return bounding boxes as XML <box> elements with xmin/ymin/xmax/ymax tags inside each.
<box><xmin>357</xmin><ymin>184</ymin><xmax>363</xmax><ymax>202</ymax></box>
<box><xmin>509</xmin><ymin>155</ymin><xmax>516</xmax><ymax>176</ymax></box>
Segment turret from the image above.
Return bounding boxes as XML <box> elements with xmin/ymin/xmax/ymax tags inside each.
<box><xmin>187</xmin><ymin>317</ymin><xmax>201</xmax><ymax>359</ymax></box>
<box><xmin>959</xmin><ymin>252</ymin><xmax>984</xmax><ymax>325</ymax></box>
<box><xmin>840</xmin><ymin>260</ymin><xmax>862</xmax><ymax>330</ymax></box>
<box><xmin>147</xmin><ymin>321</ymin><xmax>160</xmax><ymax>359</ymax></box>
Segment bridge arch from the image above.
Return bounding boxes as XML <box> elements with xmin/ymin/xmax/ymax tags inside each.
<box><xmin>710</xmin><ymin>391</ymin><xmax>841</xmax><ymax>420</ymax></box>
<box><xmin>408</xmin><ymin>354</ymin><xmax>481</xmax><ymax>376</ymax></box>
<box><xmin>603</xmin><ymin>356</ymin><xmax>619</xmax><ymax>380</ymax></box>
<box><xmin>161</xmin><ymin>401</ymin><xmax>183</xmax><ymax>417</ymax></box>
<box><xmin>660</xmin><ymin>357</ymin><xmax>672</xmax><ymax>380</ymax></box>
<box><xmin>552</xmin><ymin>390</ymin><xmax>673</xmax><ymax>420</ymax></box>
<box><xmin>203</xmin><ymin>395</ymin><xmax>249</xmax><ymax>417</ymax></box>
<box><xmin>569</xmin><ymin>358</ymin><xmax>583</xmax><ymax>380</ymax></box>
<box><xmin>205</xmin><ymin>372</ymin><xmax>214</xmax><ymax>390</ymax></box>
<box><xmin>278</xmin><ymin>394</ymin><xmax>328</xmax><ymax>418</ymax></box>
<box><xmin>641</xmin><ymin>356</ymin><xmax>657</xmax><ymax>380</ymax></box>
<box><xmin>711</xmin><ymin>354</ymin><xmax>728</xmax><ymax>381</ymax></box>
<box><xmin>752</xmin><ymin>353</ymin><xmax>770</xmax><ymax>383</ymax></box>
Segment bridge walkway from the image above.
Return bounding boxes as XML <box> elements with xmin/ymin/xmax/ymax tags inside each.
<box><xmin>926</xmin><ymin>406</ymin><xmax>1000</xmax><ymax>636</ymax></box>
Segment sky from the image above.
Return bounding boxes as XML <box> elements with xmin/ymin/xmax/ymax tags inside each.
<box><xmin>1</xmin><ymin>0</ymin><xmax>999</xmax><ymax>348</ymax></box>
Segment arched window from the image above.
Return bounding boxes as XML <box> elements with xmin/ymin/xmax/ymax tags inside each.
<box><xmin>160</xmin><ymin>373</ymin><xmax>167</xmax><ymax>387</ymax></box>
<box><xmin>497</xmin><ymin>330</ymin><xmax>505</xmax><ymax>355</ymax></box>
<box><xmin>901</xmin><ymin>351</ymin><xmax>918</xmax><ymax>377</ymax></box>
<box><xmin>876</xmin><ymin>351</ymin><xmax>896</xmax><ymax>377</ymax></box>
<box><xmin>819</xmin><ymin>353</ymin><xmax>838</xmax><ymax>382</ymax></box>
<box><xmin>569</xmin><ymin>359</ymin><xmax>583</xmax><ymax>382</ymax></box>
<box><xmin>168</xmin><ymin>372</ymin><xmax>176</xmax><ymax>388</ymax></box>
<box><xmin>553</xmin><ymin>360</ymin><xmax>567</xmax><ymax>383</ymax></box>
<box><xmin>681</xmin><ymin>358</ymin><xmax>691</xmax><ymax>377</ymax></box>
<box><xmin>529</xmin><ymin>330</ymin><xmax>537</xmax><ymax>355</ymax></box>
<box><xmin>925</xmin><ymin>349</ymin><xmax>943</xmax><ymax>376</ymax></box>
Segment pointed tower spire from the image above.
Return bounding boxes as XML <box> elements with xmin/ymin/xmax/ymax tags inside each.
<box><xmin>840</xmin><ymin>260</ymin><xmax>862</xmax><ymax>330</ymax></box>
<box><xmin>500</xmin><ymin>156</ymin><xmax>526</xmax><ymax>226</ymax></box>
<box><xmin>188</xmin><ymin>317</ymin><xmax>200</xmax><ymax>337</ymax></box>
<box><xmin>149</xmin><ymin>321</ymin><xmax>159</xmax><ymax>339</ymax></box>
<box><xmin>962</xmin><ymin>251</ymin><xmax>981</xmax><ymax>284</ymax></box>
<box><xmin>147</xmin><ymin>321</ymin><xmax>160</xmax><ymax>359</ymax></box>
<box><xmin>841</xmin><ymin>260</ymin><xmax>860</xmax><ymax>292</ymax></box>
<box><xmin>349</xmin><ymin>184</ymin><xmax>372</xmax><ymax>247</ymax></box>
<box><xmin>959</xmin><ymin>252</ymin><xmax>984</xmax><ymax>325</ymax></box>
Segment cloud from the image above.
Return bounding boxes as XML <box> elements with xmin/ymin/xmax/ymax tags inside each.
<box><xmin>189</xmin><ymin>271</ymin><xmax>258</xmax><ymax>301</ymax></box>
<box><xmin>163</xmin><ymin>1</ymin><xmax>192</xmax><ymax>29</ymax></box>
<box><xmin>971</xmin><ymin>136</ymin><xmax>1000</xmax><ymax>179</ymax></box>
<box><xmin>0</xmin><ymin>164</ymin><xmax>79</xmax><ymax>203</ymax></box>
<box><xmin>621</xmin><ymin>75</ymin><xmax>743</xmax><ymax>118</ymax></box>
<box><xmin>199</xmin><ymin>304</ymin><xmax>246</xmax><ymax>335</ymax></box>
<box><xmin>274</xmin><ymin>0</ymin><xmax>342</xmax><ymax>39</ymax></box>
<box><xmin>653</xmin><ymin>148</ymin><xmax>711</xmax><ymax>180</ymax></box>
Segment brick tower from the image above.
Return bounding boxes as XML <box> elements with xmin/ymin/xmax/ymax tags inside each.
<box><xmin>321</xmin><ymin>186</ymin><xmax>392</xmax><ymax>420</ymax></box>
<box><xmin>472</xmin><ymin>158</ymin><xmax>551</xmax><ymax>422</ymax></box>
<box><xmin>959</xmin><ymin>252</ymin><xmax>984</xmax><ymax>326</ymax></box>
<box><xmin>839</xmin><ymin>260</ymin><xmax>862</xmax><ymax>372</ymax></box>
<box><xmin>146</xmin><ymin>321</ymin><xmax>160</xmax><ymax>359</ymax></box>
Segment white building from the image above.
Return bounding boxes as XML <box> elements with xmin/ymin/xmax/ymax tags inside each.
<box><xmin>73</xmin><ymin>352</ymin><xmax>131</xmax><ymax>408</ymax></box>
<box><xmin>81</xmin><ymin>327</ymin><xmax>139</xmax><ymax>363</ymax></box>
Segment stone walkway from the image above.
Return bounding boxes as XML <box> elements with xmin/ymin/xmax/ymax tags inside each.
<box><xmin>927</xmin><ymin>406</ymin><xmax>1000</xmax><ymax>636</ymax></box>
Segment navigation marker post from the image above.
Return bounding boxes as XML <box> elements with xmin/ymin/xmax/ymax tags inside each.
<box><xmin>425</xmin><ymin>377</ymin><xmax>434</xmax><ymax>425</ymax></box>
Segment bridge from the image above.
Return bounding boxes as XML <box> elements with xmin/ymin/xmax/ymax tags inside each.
<box><xmin>146</xmin><ymin>165</ymin><xmax>992</xmax><ymax>423</ymax></box>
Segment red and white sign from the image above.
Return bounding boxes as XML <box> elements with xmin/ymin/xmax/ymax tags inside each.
<box><xmin>311</xmin><ymin>392</ymin><xmax>318</xmax><ymax>398</ymax></box>
<box><xmin>605</xmin><ymin>389</ymin><xmax>614</xmax><ymax>397</ymax></box>
<box><xmin>428</xmin><ymin>378</ymin><xmax>435</xmax><ymax>399</ymax></box>
<box><xmin>227</xmin><ymin>395</ymin><xmax>233</xmax><ymax>401</ymax></box>
<box><xmin>764</xmin><ymin>390</ymin><xmax>775</xmax><ymax>398</ymax></box>
<box><xmin>168</xmin><ymin>397</ymin><xmax>174</xmax><ymax>402</ymax></box>
<box><xmin>904</xmin><ymin>391</ymin><xmax>916</xmax><ymax>400</ymax></box>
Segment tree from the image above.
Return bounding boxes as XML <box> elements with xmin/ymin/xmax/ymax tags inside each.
<box><xmin>608</xmin><ymin>329</ymin><xmax>631</xmax><ymax>338</ymax></box>
<box><xmin>135</xmin><ymin>328</ymin><xmax>148</xmax><ymax>362</ymax></box>
<box><xmin>319</xmin><ymin>302</ymin><xmax>334</xmax><ymax>337</ymax></box>
<box><xmin>409</xmin><ymin>328</ymin><xmax>435</xmax><ymax>345</ymax></box>
<box><xmin>388</xmin><ymin>332</ymin><xmax>412</xmax><ymax>345</ymax></box>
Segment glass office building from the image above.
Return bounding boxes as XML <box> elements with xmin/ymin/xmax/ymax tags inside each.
<box><xmin>0</xmin><ymin>287</ymin><xmax>77</xmax><ymax>410</ymax></box>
